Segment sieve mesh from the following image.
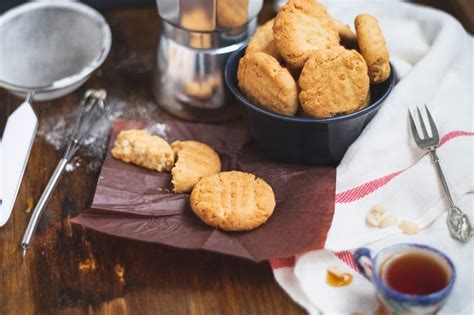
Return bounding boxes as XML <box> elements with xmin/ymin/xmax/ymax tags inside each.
<box><xmin>0</xmin><ymin>6</ymin><xmax>105</xmax><ymax>89</ymax></box>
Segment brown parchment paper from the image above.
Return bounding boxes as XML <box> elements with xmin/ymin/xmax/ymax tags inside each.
<box><xmin>71</xmin><ymin>120</ymin><xmax>336</xmax><ymax>262</ymax></box>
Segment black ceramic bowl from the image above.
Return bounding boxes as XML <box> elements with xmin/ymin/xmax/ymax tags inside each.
<box><xmin>225</xmin><ymin>45</ymin><xmax>395</xmax><ymax>166</ymax></box>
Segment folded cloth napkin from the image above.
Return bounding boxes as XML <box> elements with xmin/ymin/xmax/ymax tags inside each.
<box><xmin>270</xmin><ymin>1</ymin><xmax>473</xmax><ymax>314</ymax></box>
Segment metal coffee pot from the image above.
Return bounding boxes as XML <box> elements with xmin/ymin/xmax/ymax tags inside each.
<box><xmin>154</xmin><ymin>0</ymin><xmax>262</xmax><ymax>122</ymax></box>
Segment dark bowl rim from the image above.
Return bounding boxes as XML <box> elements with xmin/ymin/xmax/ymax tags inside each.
<box><xmin>225</xmin><ymin>44</ymin><xmax>396</xmax><ymax>124</ymax></box>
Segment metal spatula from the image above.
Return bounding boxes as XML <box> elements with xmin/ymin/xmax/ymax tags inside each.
<box><xmin>0</xmin><ymin>101</ymin><xmax>38</xmax><ymax>227</ymax></box>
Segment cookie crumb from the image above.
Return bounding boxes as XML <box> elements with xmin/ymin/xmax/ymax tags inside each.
<box><xmin>25</xmin><ymin>196</ymin><xmax>34</xmax><ymax>213</ymax></box>
<box><xmin>366</xmin><ymin>204</ymin><xmax>398</xmax><ymax>228</ymax></box>
<box><xmin>366</xmin><ymin>211</ymin><xmax>384</xmax><ymax>227</ymax></box>
<box><xmin>371</xmin><ymin>203</ymin><xmax>387</xmax><ymax>215</ymax></box>
<box><xmin>79</xmin><ymin>258</ymin><xmax>97</xmax><ymax>272</ymax></box>
<box><xmin>399</xmin><ymin>220</ymin><xmax>420</xmax><ymax>234</ymax></box>
<box><xmin>379</xmin><ymin>215</ymin><xmax>398</xmax><ymax>228</ymax></box>
<box><xmin>114</xmin><ymin>264</ymin><xmax>126</xmax><ymax>285</ymax></box>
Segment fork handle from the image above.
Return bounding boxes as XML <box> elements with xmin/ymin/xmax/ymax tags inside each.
<box><xmin>430</xmin><ymin>150</ymin><xmax>455</xmax><ymax>208</ymax></box>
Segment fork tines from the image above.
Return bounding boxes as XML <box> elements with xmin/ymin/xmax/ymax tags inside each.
<box><xmin>409</xmin><ymin>105</ymin><xmax>440</xmax><ymax>149</ymax></box>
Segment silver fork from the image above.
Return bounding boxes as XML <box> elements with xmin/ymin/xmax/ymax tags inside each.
<box><xmin>409</xmin><ymin>105</ymin><xmax>472</xmax><ymax>242</ymax></box>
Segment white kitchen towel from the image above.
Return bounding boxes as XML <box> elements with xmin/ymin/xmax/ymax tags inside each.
<box><xmin>270</xmin><ymin>1</ymin><xmax>473</xmax><ymax>314</ymax></box>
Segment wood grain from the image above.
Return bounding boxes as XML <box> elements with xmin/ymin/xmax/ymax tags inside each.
<box><xmin>0</xmin><ymin>7</ymin><xmax>305</xmax><ymax>315</ymax></box>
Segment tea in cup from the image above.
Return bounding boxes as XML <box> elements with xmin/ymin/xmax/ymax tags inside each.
<box><xmin>354</xmin><ymin>244</ymin><xmax>456</xmax><ymax>314</ymax></box>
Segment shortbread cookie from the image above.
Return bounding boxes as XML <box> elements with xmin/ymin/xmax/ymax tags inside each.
<box><xmin>237</xmin><ymin>52</ymin><xmax>298</xmax><ymax>116</ymax></box>
<box><xmin>355</xmin><ymin>14</ymin><xmax>390</xmax><ymax>83</ymax></box>
<box><xmin>190</xmin><ymin>171</ymin><xmax>276</xmax><ymax>231</ymax></box>
<box><xmin>111</xmin><ymin>129</ymin><xmax>174</xmax><ymax>172</ymax></box>
<box><xmin>273</xmin><ymin>0</ymin><xmax>339</xmax><ymax>68</ymax></box>
<box><xmin>246</xmin><ymin>19</ymin><xmax>281</xmax><ymax>61</ymax></box>
<box><xmin>171</xmin><ymin>140</ymin><xmax>221</xmax><ymax>193</ymax></box>
<box><xmin>333</xmin><ymin>19</ymin><xmax>357</xmax><ymax>49</ymax></box>
<box><xmin>217</xmin><ymin>0</ymin><xmax>249</xmax><ymax>29</ymax></box>
<box><xmin>299</xmin><ymin>46</ymin><xmax>370</xmax><ymax>117</ymax></box>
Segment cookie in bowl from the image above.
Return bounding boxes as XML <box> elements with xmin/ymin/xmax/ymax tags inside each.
<box><xmin>298</xmin><ymin>46</ymin><xmax>370</xmax><ymax>118</ymax></box>
<box><xmin>226</xmin><ymin>44</ymin><xmax>394</xmax><ymax>165</ymax></box>
<box><xmin>355</xmin><ymin>14</ymin><xmax>390</xmax><ymax>84</ymax></box>
<box><xmin>237</xmin><ymin>52</ymin><xmax>298</xmax><ymax>116</ymax></box>
<box><xmin>224</xmin><ymin>0</ymin><xmax>395</xmax><ymax>165</ymax></box>
<box><xmin>333</xmin><ymin>19</ymin><xmax>358</xmax><ymax>49</ymax></box>
<box><xmin>246</xmin><ymin>18</ymin><xmax>281</xmax><ymax>61</ymax></box>
<box><xmin>273</xmin><ymin>0</ymin><xmax>339</xmax><ymax>68</ymax></box>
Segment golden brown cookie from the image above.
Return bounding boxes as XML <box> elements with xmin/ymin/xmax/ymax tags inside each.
<box><xmin>216</xmin><ymin>0</ymin><xmax>249</xmax><ymax>29</ymax></box>
<box><xmin>171</xmin><ymin>140</ymin><xmax>221</xmax><ymax>193</ymax></box>
<box><xmin>190</xmin><ymin>171</ymin><xmax>276</xmax><ymax>231</ymax></box>
<box><xmin>246</xmin><ymin>19</ymin><xmax>281</xmax><ymax>61</ymax></box>
<box><xmin>333</xmin><ymin>19</ymin><xmax>358</xmax><ymax>49</ymax></box>
<box><xmin>237</xmin><ymin>52</ymin><xmax>298</xmax><ymax>116</ymax></box>
<box><xmin>111</xmin><ymin>129</ymin><xmax>174</xmax><ymax>172</ymax></box>
<box><xmin>355</xmin><ymin>14</ymin><xmax>390</xmax><ymax>84</ymax></box>
<box><xmin>298</xmin><ymin>46</ymin><xmax>370</xmax><ymax>117</ymax></box>
<box><xmin>273</xmin><ymin>0</ymin><xmax>339</xmax><ymax>68</ymax></box>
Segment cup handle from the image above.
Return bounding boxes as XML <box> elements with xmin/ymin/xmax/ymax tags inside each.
<box><xmin>354</xmin><ymin>247</ymin><xmax>374</xmax><ymax>281</ymax></box>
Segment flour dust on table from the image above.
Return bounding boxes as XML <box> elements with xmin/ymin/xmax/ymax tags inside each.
<box><xmin>37</xmin><ymin>96</ymin><xmax>160</xmax><ymax>171</ymax></box>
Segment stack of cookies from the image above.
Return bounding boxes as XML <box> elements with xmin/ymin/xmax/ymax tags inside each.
<box><xmin>237</xmin><ymin>0</ymin><xmax>390</xmax><ymax>118</ymax></box>
<box><xmin>111</xmin><ymin>129</ymin><xmax>276</xmax><ymax>232</ymax></box>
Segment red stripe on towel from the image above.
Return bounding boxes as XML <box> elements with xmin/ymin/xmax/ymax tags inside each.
<box><xmin>439</xmin><ymin>130</ymin><xmax>473</xmax><ymax>145</ymax></box>
<box><xmin>334</xmin><ymin>251</ymin><xmax>359</xmax><ymax>272</ymax></box>
<box><xmin>335</xmin><ymin>130</ymin><xmax>473</xmax><ymax>203</ymax></box>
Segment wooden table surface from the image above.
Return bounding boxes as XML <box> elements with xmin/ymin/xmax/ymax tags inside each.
<box><xmin>0</xmin><ymin>6</ymin><xmax>305</xmax><ymax>315</ymax></box>
<box><xmin>1</xmin><ymin>2</ymin><xmax>471</xmax><ymax>315</ymax></box>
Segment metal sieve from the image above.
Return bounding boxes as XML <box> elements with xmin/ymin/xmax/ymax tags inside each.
<box><xmin>0</xmin><ymin>1</ymin><xmax>112</xmax><ymax>101</ymax></box>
